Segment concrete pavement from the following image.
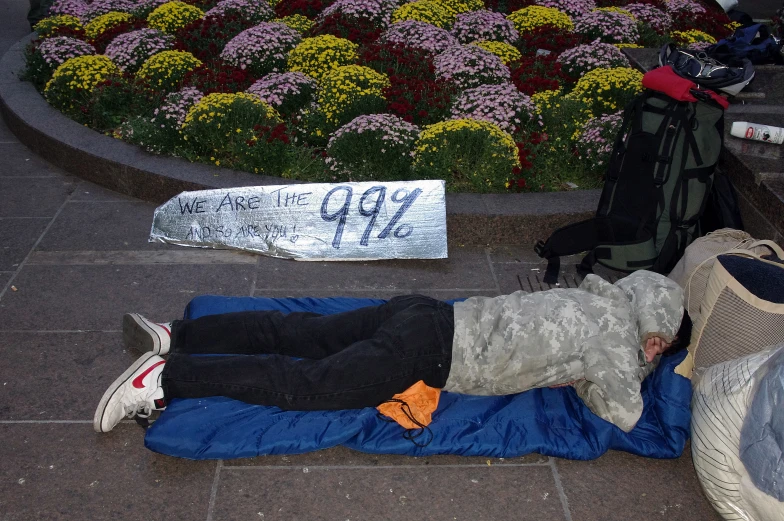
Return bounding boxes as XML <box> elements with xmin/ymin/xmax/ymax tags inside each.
<box><xmin>0</xmin><ymin>0</ymin><xmax>749</xmax><ymax>519</ymax></box>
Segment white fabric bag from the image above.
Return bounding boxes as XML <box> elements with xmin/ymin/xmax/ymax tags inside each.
<box><xmin>674</xmin><ymin>252</ymin><xmax>784</xmax><ymax>378</ymax></box>
<box><xmin>668</xmin><ymin>228</ymin><xmax>784</xmax><ymax>324</ymax></box>
<box><xmin>691</xmin><ymin>344</ymin><xmax>784</xmax><ymax>521</ymax></box>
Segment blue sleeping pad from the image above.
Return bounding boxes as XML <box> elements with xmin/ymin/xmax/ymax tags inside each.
<box><xmin>144</xmin><ymin>295</ymin><xmax>692</xmax><ymax>460</ymax></box>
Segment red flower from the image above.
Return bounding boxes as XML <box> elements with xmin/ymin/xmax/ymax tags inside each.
<box><xmin>274</xmin><ymin>0</ymin><xmax>334</xmax><ymax>19</ymax></box>
<box><xmin>89</xmin><ymin>18</ymin><xmax>146</xmax><ymax>53</ymax></box>
<box><xmin>182</xmin><ymin>59</ymin><xmax>255</xmax><ymax>94</ymax></box>
<box><xmin>310</xmin><ymin>13</ymin><xmax>382</xmax><ymax>45</ymax></box>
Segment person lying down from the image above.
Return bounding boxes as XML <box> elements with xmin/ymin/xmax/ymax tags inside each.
<box><xmin>94</xmin><ymin>270</ymin><xmax>691</xmax><ymax>434</ymax></box>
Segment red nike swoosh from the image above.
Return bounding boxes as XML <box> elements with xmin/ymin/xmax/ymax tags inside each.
<box><xmin>132</xmin><ymin>360</ymin><xmax>166</xmax><ymax>389</ymax></box>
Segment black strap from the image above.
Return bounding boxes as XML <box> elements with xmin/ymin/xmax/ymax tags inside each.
<box><xmin>653</xmin><ymin>103</ymin><xmax>681</xmax><ymax>186</ymax></box>
<box><xmin>598</xmin><ymin>96</ymin><xmax>641</xmax><ymax>217</ymax></box>
<box><xmin>544</xmin><ymin>256</ymin><xmax>560</xmax><ymax>284</ymax></box>
<box><xmin>652</xmin><ymin>128</ymin><xmax>694</xmax><ymax>274</ymax></box>
<box><xmin>681</xmin><ymin>106</ymin><xmax>703</xmax><ymax>167</ymax></box>
<box><xmin>377</xmin><ymin>398</ymin><xmax>434</xmax><ymax>448</ymax></box>
<box><xmin>577</xmin><ymin>251</ymin><xmax>597</xmax><ymax>277</ymax></box>
<box><xmin>534</xmin><ymin>219</ymin><xmax>610</xmax><ymax>284</ymax></box>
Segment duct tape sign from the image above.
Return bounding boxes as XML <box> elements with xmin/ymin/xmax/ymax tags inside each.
<box><xmin>150</xmin><ymin>180</ymin><xmax>447</xmax><ymax>260</ymax></box>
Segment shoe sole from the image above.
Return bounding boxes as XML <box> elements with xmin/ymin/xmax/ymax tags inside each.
<box><xmin>123</xmin><ymin>313</ymin><xmax>160</xmax><ymax>354</ymax></box>
<box><xmin>93</xmin><ymin>351</ymin><xmax>157</xmax><ymax>433</ymax></box>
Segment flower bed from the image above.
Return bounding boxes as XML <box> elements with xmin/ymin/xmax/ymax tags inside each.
<box><xmin>25</xmin><ymin>0</ymin><xmax>732</xmax><ymax>193</ymax></box>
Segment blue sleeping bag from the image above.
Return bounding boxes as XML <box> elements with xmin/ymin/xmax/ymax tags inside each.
<box><xmin>144</xmin><ymin>295</ymin><xmax>692</xmax><ymax>460</ymax></box>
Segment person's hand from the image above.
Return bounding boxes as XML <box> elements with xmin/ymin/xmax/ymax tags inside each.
<box><xmin>643</xmin><ymin>336</ymin><xmax>672</xmax><ymax>363</ymax></box>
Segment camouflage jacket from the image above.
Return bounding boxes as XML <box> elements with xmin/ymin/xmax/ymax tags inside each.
<box><xmin>443</xmin><ymin>270</ymin><xmax>684</xmax><ymax>432</ymax></box>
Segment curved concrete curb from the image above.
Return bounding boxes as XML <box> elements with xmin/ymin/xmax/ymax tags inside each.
<box><xmin>0</xmin><ymin>34</ymin><xmax>599</xmax><ymax>245</ymax></box>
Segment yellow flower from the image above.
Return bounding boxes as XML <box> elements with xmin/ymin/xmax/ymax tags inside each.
<box><xmin>566</xmin><ymin>66</ymin><xmax>643</xmax><ymax>114</ymax></box>
<box><xmin>137</xmin><ymin>50</ymin><xmax>202</xmax><ymax>90</ymax></box>
<box><xmin>531</xmin><ymin>89</ymin><xmax>562</xmax><ymax>113</ymax></box>
<box><xmin>84</xmin><ymin>11</ymin><xmax>133</xmax><ymax>39</ymax></box>
<box><xmin>391</xmin><ymin>1</ymin><xmax>454</xmax><ymax>29</ymax></box>
<box><xmin>595</xmin><ymin>6</ymin><xmax>636</xmax><ymax>20</ymax></box>
<box><xmin>507</xmin><ymin>6</ymin><xmax>573</xmax><ymax>33</ymax></box>
<box><xmin>470</xmin><ymin>41</ymin><xmax>521</xmax><ymax>65</ymax></box>
<box><xmin>147</xmin><ymin>1</ymin><xmax>204</xmax><ymax>34</ymax></box>
<box><xmin>671</xmin><ymin>29</ymin><xmax>716</xmax><ymax>45</ymax></box>
<box><xmin>316</xmin><ymin>65</ymin><xmax>390</xmax><ymax>124</ymax></box>
<box><xmin>275</xmin><ymin>14</ymin><xmax>314</xmax><ymax>34</ymax></box>
<box><xmin>33</xmin><ymin>15</ymin><xmax>84</xmax><ymax>38</ymax></box>
<box><xmin>432</xmin><ymin>0</ymin><xmax>483</xmax><ymax>16</ymax></box>
<box><xmin>45</xmin><ymin>55</ymin><xmax>119</xmax><ymax>96</ymax></box>
<box><xmin>288</xmin><ymin>35</ymin><xmax>358</xmax><ymax>80</ymax></box>
<box><xmin>184</xmin><ymin>92</ymin><xmax>280</xmax><ymax>129</ymax></box>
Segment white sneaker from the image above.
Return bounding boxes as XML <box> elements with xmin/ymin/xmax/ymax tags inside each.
<box><xmin>93</xmin><ymin>352</ymin><xmax>166</xmax><ymax>433</ymax></box>
<box><xmin>123</xmin><ymin>313</ymin><xmax>172</xmax><ymax>355</ymax></box>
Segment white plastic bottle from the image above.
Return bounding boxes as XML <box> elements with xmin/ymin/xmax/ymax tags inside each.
<box><xmin>730</xmin><ymin>122</ymin><xmax>784</xmax><ymax>145</ymax></box>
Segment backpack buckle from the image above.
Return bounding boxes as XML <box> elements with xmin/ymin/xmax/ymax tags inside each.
<box><xmin>534</xmin><ymin>240</ymin><xmax>547</xmax><ymax>256</ymax></box>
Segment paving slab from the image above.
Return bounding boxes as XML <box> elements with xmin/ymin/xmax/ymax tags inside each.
<box><xmin>254</xmin><ymin>246</ymin><xmax>498</xmax><ymax>292</ymax></box>
<box><xmin>0</xmin><ymin>271</ymin><xmax>11</xmax><ymax>287</ymax></box>
<box><xmin>225</xmin><ymin>446</ymin><xmax>548</xmax><ymax>467</ymax></box>
<box><xmin>0</xmin><ymin>176</ymin><xmax>76</xmax><ymax>218</ymax></box>
<box><xmin>0</xmin><ymin>141</ymin><xmax>64</xmax><ymax>177</ymax></box>
<box><xmin>213</xmin><ymin>464</ymin><xmax>567</xmax><ymax>521</ymax></box>
<box><xmin>0</xmin><ymin>263</ymin><xmax>256</xmax><ymax>330</ymax></box>
<box><xmin>0</xmin><ymin>216</ymin><xmax>49</xmax><ymax>270</ymax></box>
<box><xmin>0</xmin><ymin>0</ymin><xmax>28</xmax><ymax>56</ymax></box>
<box><xmin>0</xmin><ymin>424</ymin><xmax>215</xmax><ymax>521</ymax></box>
<box><xmin>34</xmin><ymin>201</ymin><xmax>169</xmax><ymax>251</ymax></box>
<box><xmin>69</xmin><ymin>180</ymin><xmax>151</xmax><ymax>203</ymax></box>
<box><xmin>0</xmin><ymin>331</ymin><xmax>133</xmax><ymax>420</ymax></box>
<box><xmin>555</xmin><ymin>449</ymin><xmax>720</xmax><ymax>521</ymax></box>
<box><xmin>0</xmin><ymin>117</ymin><xmax>16</xmax><ymax>141</ymax></box>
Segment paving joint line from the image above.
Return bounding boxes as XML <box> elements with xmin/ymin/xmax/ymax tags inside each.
<box><xmin>484</xmin><ymin>247</ymin><xmax>502</xmax><ymax>295</ymax></box>
<box><xmin>66</xmin><ymin>199</ymin><xmax>152</xmax><ymax>204</ymax></box>
<box><xmin>0</xmin><ymin>216</ymin><xmax>56</xmax><ymax>220</ymax></box>
<box><xmin>205</xmin><ymin>460</ymin><xmax>223</xmax><ymax>521</ymax></box>
<box><xmin>252</xmin><ymin>288</ymin><xmax>501</xmax><ymax>292</ymax></box>
<box><xmin>221</xmin><ymin>463</ymin><xmax>551</xmax><ymax>470</ymax></box>
<box><xmin>0</xmin><ymin>420</ymin><xmax>93</xmax><ymax>424</ymax></box>
<box><xmin>249</xmin><ymin>255</ymin><xmax>261</xmax><ymax>296</ymax></box>
<box><xmin>0</xmin><ymin>329</ymin><xmax>121</xmax><ymax>333</ymax></box>
<box><xmin>0</xmin><ymin>187</ymin><xmax>75</xmax><ymax>301</ymax></box>
<box><xmin>1</xmin><ymin>175</ymin><xmax>60</xmax><ymax>179</ymax></box>
<box><xmin>549</xmin><ymin>457</ymin><xmax>574</xmax><ymax>521</ymax></box>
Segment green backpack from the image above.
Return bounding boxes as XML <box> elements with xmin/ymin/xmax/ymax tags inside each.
<box><xmin>535</xmin><ymin>89</ymin><xmax>725</xmax><ymax>284</ymax></box>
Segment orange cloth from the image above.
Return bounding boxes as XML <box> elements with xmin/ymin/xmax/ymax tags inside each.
<box><xmin>376</xmin><ymin>381</ymin><xmax>440</xmax><ymax>429</ymax></box>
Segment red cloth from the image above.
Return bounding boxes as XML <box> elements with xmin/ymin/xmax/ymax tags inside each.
<box><xmin>642</xmin><ymin>66</ymin><xmax>729</xmax><ymax>109</ymax></box>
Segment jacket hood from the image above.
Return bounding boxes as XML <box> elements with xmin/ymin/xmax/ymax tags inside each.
<box><xmin>615</xmin><ymin>270</ymin><xmax>685</xmax><ymax>347</ymax></box>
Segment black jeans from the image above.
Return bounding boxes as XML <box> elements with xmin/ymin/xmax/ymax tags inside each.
<box><xmin>161</xmin><ymin>295</ymin><xmax>455</xmax><ymax>410</ymax></box>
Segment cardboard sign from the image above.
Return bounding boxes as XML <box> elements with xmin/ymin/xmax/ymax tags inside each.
<box><xmin>149</xmin><ymin>180</ymin><xmax>448</xmax><ymax>260</ymax></box>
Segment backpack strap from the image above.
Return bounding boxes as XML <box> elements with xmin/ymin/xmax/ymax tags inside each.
<box><xmin>534</xmin><ymin>218</ymin><xmax>611</xmax><ymax>284</ymax></box>
<box><xmin>597</xmin><ymin>95</ymin><xmax>644</xmax><ymax>217</ymax></box>
<box><xmin>650</xmin><ymin>98</ymin><xmax>718</xmax><ymax>273</ymax></box>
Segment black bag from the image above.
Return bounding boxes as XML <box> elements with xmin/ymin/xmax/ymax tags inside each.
<box><xmin>698</xmin><ymin>169</ymin><xmax>744</xmax><ymax>234</ymax></box>
<box><xmin>707</xmin><ymin>23</ymin><xmax>784</xmax><ymax>65</ymax></box>
<box><xmin>534</xmin><ymin>89</ymin><xmax>726</xmax><ymax>284</ymax></box>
